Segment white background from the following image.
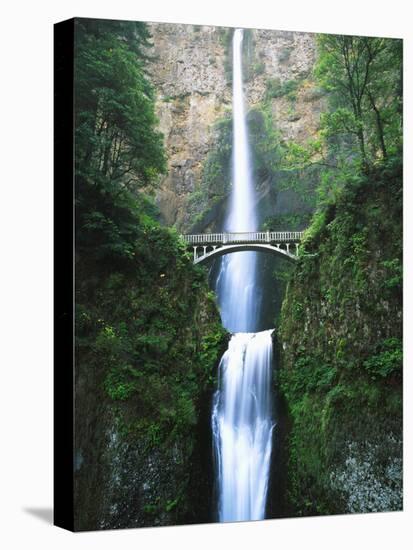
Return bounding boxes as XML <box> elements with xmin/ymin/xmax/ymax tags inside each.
<box><xmin>0</xmin><ymin>0</ymin><xmax>411</xmax><ymax>548</ymax></box>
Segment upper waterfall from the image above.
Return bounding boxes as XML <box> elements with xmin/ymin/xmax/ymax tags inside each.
<box><xmin>226</xmin><ymin>29</ymin><xmax>257</xmax><ymax>233</ymax></box>
<box><xmin>215</xmin><ymin>28</ymin><xmax>261</xmax><ymax>333</ymax></box>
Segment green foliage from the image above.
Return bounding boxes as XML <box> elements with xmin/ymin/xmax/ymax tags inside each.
<box><xmin>278</xmin><ymin>34</ymin><xmax>402</xmax><ymax>214</ymax></box>
<box><xmin>301</xmin><ymin>210</ymin><xmax>327</xmax><ymax>247</ymax></box>
<box><xmin>265</xmin><ymin>78</ymin><xmax>301</xmax><ymax>101</ymax></box>
<box><xmin>381</xmin><ymin>258</ymin><xmax>402</xmax><ymax>290</ymax></box>
<box><xmin>278</xmin><ymin>158</ymin><xmax>402</xmax><ymax>515</ymax></box>
<box><xmin>364</xmin><ymin>338</ymin><xmax>402</xmax><ymax>379</ymax></box>
<box><xmin>78</xmin><ymin>219</ymin><xmax>226</xmax><ymax>447</ymax></box>
<box><xmin>262</xmin><ymin>212</ymin><xmax>312</xmax><ymax>232</ymax></box>
<box><xmin>75</xmin><ymin>19</ymin><xmax>166</xmax><ymax>187</ymax></box>
<box><xmin>279</xmin><ymin>354</ymin><xmax>337</xmax><ymax>404</ymax></box>
<box><xmin>198</xmin><ymin>320</ymin><xmax>228</xmax><ymax>384</ymax></box>
<box><xmin>246</xmin><ymin>97</ymin><xmax>321</xmax><ymax>198</ymax></box>
<box><xmin>104</xmin><ymin>367</ymin><xmax>137</xmax><ymax>401</ymax></box>
<box><xmin>247</xmin><ymin>105</ymin><xmax>283</xmax><ymax>180</ymax></box>
<box><xmin>315</xmin><ymin>35</ymin><xmax>402</xmax><ymax>167</ymax></box>
<box><xmin>142</xmin><ymin>494</ymin><xmax>181</xmax><ymax>519</ymax></box>
<box><xmin>186</xmin><ymin>116</ymin><xmax>232</xmax><ymax>229</ymax></box>
<box><xmin>203</xmin><ymin>118</ymin><xmax>233</xmax><ymax>189</ymax></box>
<box><xmin>165</xmin><ymin>497</ymin><xmax>180</xmax><ymax>512</ymax></box>
<box><xmin>282</xmin><ymin>139</ymin><xmax>324</xmax><ymax>172</ymax></box>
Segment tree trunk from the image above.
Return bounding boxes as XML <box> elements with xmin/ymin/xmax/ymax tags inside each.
<box><xmin>367</xmin><ymin>90</ymin><xmax>387</xmax><ymax>160</ymax></box>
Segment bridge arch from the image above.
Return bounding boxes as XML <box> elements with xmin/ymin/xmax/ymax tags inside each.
<box><xmin>192</xmin><ymin>242</ymin><xmax>298</xmax><ymax>264</ymax></box>
<box><xmin>181</xmin><ymin>231</ymin><xmax>303</xmax><ymax>264</ymax></box>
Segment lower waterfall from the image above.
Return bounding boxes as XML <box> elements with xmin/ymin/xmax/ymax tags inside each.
<box><xmin>212</xmin><ymin>331</ymin><xmax>274</xmax><ymax>521</ymax></box>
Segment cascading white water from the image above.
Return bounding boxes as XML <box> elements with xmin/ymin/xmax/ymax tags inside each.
<box><xmin>215</xmin><ymin>27</ymin><xmax>260</xmax><ymax>334</ymax></box>
<box><xmin>212</xmin><ymin>331</ymin><xmax>274</xmax><ymax>521</ymax></box>
<box><xmin>212</xmin><ymin>29</ymin><xmax>274</xmax><ymax>523</ymax></box>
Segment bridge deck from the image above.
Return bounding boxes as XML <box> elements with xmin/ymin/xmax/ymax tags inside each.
<box><xmin>181</xmin><ymin>231</ymin><xmax>303</xmax><ymax>245</ymax></box>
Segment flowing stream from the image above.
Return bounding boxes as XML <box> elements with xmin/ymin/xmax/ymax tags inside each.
<box><xmin>212</xmin><ymin>28</ymin><xmax>274</xmax><ymax>523</ymax></box>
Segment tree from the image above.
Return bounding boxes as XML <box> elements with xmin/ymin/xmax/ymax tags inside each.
<box><xmin>74</xmin><ymin>19</ymin><xmax>167</xmax><ymax>262</ymax></box>
<box><xmin>315</xmin><ymin>34</ymin><xmax>402</xmax><ymax>170</ymax></box>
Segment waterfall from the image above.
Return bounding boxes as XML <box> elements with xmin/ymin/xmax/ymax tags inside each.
<box><xmin>212</xmin><ymin>28</ymin><xmax>274</xmax><ymax>523</ymax></box>
<box><xmin>215</xmin><ymin>28</ymin><xmax>260</xmax><ymax>333</ymax></box>
<box><xmin>212</xmin><ymin>331</ymin><xmax>274</xmax><ymax>521</ymax></box>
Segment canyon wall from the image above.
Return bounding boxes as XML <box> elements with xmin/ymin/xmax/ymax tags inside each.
<box><xmin>278</xmin><ymin>161</ymin><xmax>403</xmax><ymax>515</ymax></box>
<box><xmin>148</xmin><ymin>23</ymin><xmax>324</xmax><ymax>231</ymax></box>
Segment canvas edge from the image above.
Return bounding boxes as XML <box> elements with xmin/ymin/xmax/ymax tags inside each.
<box><xmin>53</xmin><ymin>17</ymin><xmax>75</xmax><ymax>533</ymax></box>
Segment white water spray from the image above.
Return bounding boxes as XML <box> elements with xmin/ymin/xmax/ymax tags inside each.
<box><xmin>212</xmin><ymin>29</ymin><xmax>274</xmax><ymax>522</ymax></box>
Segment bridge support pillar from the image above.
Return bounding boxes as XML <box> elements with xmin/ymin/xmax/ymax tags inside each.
<box><xmin>286</xmin><ymin>243</ymin><xmax>290</xmax><ymax>254</ymax></box>
<box><xmin>193</xmin><ymin>246</ymin><xmax>197</xmax><ymax>261</ymax></box>
<box><xmin>295</xmin><ymin>243</ymin><xmax>299</xmax><ymax>255</ymax></box>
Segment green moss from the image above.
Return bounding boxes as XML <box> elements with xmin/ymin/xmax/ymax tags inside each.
<box><xmin>265</xmin><ymin>77</ymin><xmax>301</xmax><ymax>101</ymax></box>
<box><xmin>247</xmin><ymin>105</ymin><xmax>283</xmax><ymax>180</ymax></box>
<box><xmin>185</xmin><ymin>115</ymin><xmax>232</xmax><ymax>229</ymax></box>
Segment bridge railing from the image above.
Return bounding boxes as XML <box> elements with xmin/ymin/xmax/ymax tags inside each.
<box><xmin>181</xmin><ymin>231</ymin><xmax>303</xmax><ymax>245</ymax></box>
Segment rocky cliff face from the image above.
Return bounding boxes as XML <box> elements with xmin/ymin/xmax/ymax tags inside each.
<box><xmin>148</xmin><ymin>24</ymin><xmax>229</xmax><ymax>228</ymax></box>
<box><xmin>245</xmin><ymin>29</ymin><xmax>323</xmax><ymax>143</ymax></box>
<box><xmin>148</xmin><ymin>24</ymin><xmax>324</xmax><ymax>230</ymax></box>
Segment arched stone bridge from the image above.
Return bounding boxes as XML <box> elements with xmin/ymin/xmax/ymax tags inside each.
<box><xmin>181</xmin><ymin>231</ymin><xmax>304</xmax><ymax>264</ymax></box>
